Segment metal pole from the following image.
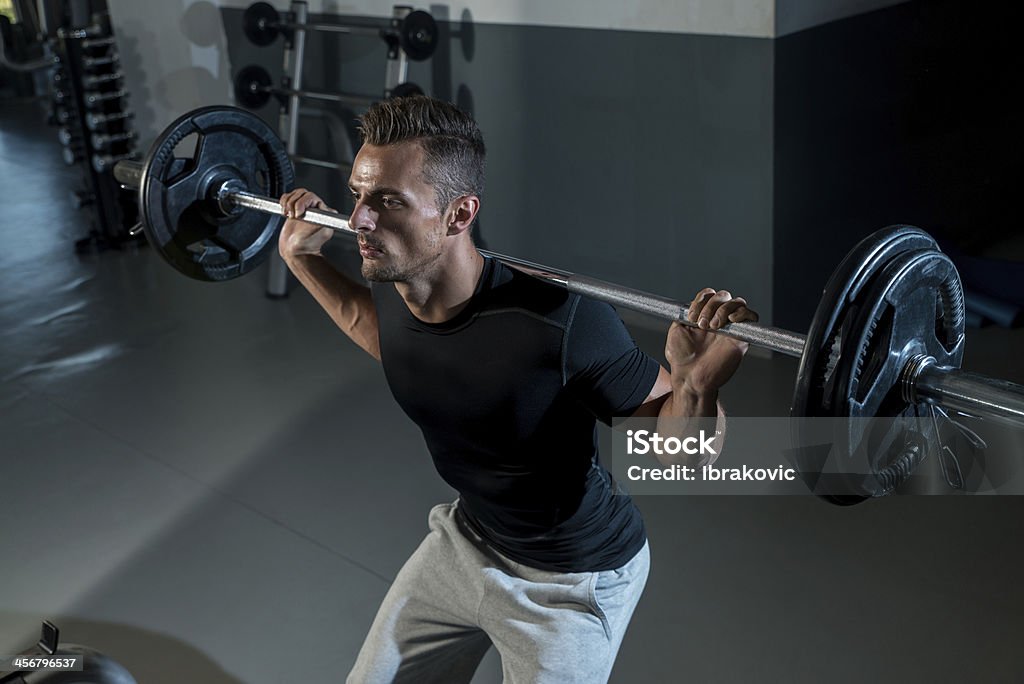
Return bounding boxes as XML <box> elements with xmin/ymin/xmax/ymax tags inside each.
<box><xmin>284</xmin><ymin>2</ymin><xmax>307</xmax><ymax>182</ymax></box>
<box><xmin>266</xmin><ymin>0</ymin><xmax>309</xmax><ymax>298</ymax></box>
<box><xmin>384</xmin><ymin>5</ymin><xmax>410</xmax><ymax>92</ymax></box>
<box><xmin>259</xmin><ymin>83</ymin><xmax>377</xmax><ymax>108</ymax></box>
<box><xmin>276</xmin><ymin>21</ymin><xmax>381</xmax><ymax>37</ymax></box>
<box><xmin>291</xmin><ymin>155</ymin><xmax>351</xmax><ymax>171</ymax></box>
<box><xmin>913</xmin><ymin>364</ymin><xmax>1024</xmax><ymax>428</ymax></box>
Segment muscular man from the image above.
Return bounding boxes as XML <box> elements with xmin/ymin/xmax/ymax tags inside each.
<box><xmin>278</xmin><ymin>96</ymin><xmax>757</xmax><ymax>683</ymax></box>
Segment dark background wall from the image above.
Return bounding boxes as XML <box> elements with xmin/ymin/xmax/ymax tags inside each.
<box><xmin>223</xmin><ymin>0</ymin><xmax>1024</xmax><ymax>336</ymax></box>
<box><xmin>774</xmin><ymin>0</ymin><xmax>1024</xmax><ymax>331</ymax></box>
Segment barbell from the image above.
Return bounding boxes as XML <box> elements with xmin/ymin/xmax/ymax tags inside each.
<box><xmin>233</xmin><ymin>63</ymin><xmax>424</xmax><ymax>110</ymax></box>
<box><xmin>243</xmin><ymin>1</ymin><xmax>438</xmax><ymax>61</ymax></box>
<box><xmin>113</xmin><ymin>106</ymin><xmax>1024</xmax><ymax>504</ymax></box>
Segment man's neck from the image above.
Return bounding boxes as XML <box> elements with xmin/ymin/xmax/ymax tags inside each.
<box><xmin>395</xmin><ymin>243</ymin><xmax>485</xmax><ymax>324</ymax></box>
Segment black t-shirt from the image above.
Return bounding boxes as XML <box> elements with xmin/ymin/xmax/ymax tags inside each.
<box><xmin>371</xmin><ymin>257</ymin><xmax>661</xmax><ymax>571</ymax></box>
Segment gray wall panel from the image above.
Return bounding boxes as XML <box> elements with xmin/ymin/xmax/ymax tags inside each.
<box><xmin>222</xmin><ymin>10</ymin><xmax>776</xmax><ymax>323</ymax></box>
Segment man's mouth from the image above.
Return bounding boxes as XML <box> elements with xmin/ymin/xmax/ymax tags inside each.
<box><xmin>358</xmin><ymin>241</ymin><xmax>385</xmax><ymax>257</ymax></box>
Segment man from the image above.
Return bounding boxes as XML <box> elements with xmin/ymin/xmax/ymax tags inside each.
<box><xmin>278</xmin><ymin>96</ymin><xmax>757</xmax><ymax>682</ymax></box>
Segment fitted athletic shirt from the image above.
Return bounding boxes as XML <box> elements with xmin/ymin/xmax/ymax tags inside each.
<box><xmin>371</xmin><ymin>256</ymin><xmax>661</xmax><ymax>572</ymax></box>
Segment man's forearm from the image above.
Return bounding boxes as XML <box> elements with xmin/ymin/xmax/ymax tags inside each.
<box><xmin>284</xmin><ymin>254</ymin><xmax>381</xmax><ymax>359</ymax></box>
<box><xmin>655</xmin><ymin>382</ymin><xmax>725</xmax><ymax>467</ymax></box>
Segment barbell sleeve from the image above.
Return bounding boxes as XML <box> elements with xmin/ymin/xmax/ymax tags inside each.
<box><xmin>912</xmin><ymin>364</ymin><xmax>1024</xmax><ymax>426</ymax></box>
<box><xmin>113</xmin><ymin>160</ymin><xmax>143</xmax><ymax>188</ymax></box>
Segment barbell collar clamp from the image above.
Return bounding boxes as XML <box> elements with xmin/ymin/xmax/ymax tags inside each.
<box><xmin>900</xmin><ymin>353</ymin><xmax>936</xmax><ymax>405</ymax></box>
<box><xmin>216</xmin><ymin>179</ymin><xmax>249</xmax><ymax>216</ymax></box>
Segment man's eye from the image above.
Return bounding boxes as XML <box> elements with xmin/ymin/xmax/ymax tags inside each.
<box><xmin>381</xmin><ymin>197</ymin><xmax>401</xmax><ymax>208</ymax></box>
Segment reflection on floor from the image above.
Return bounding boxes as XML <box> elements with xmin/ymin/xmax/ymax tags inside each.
<box><xmin>2</xmin><ymin>97</ymin><xmax>1022</xmax><ymax>683</ymax></box>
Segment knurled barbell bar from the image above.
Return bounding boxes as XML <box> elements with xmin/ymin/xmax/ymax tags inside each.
<box><xmin>243</xmin><ymin>1</ymin><xmax>438</xmax><ymax>61</ymax></box>
<box><xmin>234</xmin><ymin>63</ymin><xmax>424</xmax><ymax>110</ymax></box>
<box><xmin>112</xmin><ymin>106</ymin><xmax>1024</xmax><ymax>503</ymax></box>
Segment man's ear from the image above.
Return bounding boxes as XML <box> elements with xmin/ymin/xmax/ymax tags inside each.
<box><xmin>445</xmin><ymin>195</ymin><xmax>480</xmax><ymax>236</ymax></box>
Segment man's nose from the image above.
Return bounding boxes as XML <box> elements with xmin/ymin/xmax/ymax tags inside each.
<box><xmin>350</xmin><ymin>200</ymin><xmax>377</xmax><ymax>232</ymax></box>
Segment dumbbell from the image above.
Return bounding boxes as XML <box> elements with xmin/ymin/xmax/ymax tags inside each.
<box><xmin>62</xmin><ymin>147</ymin><xmax>84</xmax><ymax>166</ymax></box>
<box><xmin>91</xmin><ymin>131</ymin><xmax>136</xmax><ymax>151</ymax></box>
<box><xmin>243</xmin><ymin>2</ymin><xmax>437</xmax><ymax>61</ymax></box>
<box><xmin>83</xmin><ymin>54</ymin><xmax>119</xmax><ymax>70</ymax></box>
<box><xmin>84</xmin><ymin>89</ymin><xmax>129</xmax><ymax>109</ymax></box>
<box><xmin>82</xmin><ymin>72</ymin><xmax>124</xmax><ymax>88</ymax></box>
<box><xmin>57</xmin><ymin>127</ymin><xmax>79</xmax><ymax>147</ymax></box>
<box><xmin>86</xmin><ymin>110</ymin><xmax>133</xmax><ymax>131</ymax></box>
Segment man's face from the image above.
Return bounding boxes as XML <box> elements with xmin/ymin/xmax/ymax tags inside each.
<box><xmin>348</xmin><ymin>141</ymin><xmax>447</xmax><ymax>282</ymax></box>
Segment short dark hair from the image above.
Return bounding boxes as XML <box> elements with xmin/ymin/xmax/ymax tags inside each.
<box><xmin>357</xmin><ymin>96</ymin><xmax>486</xmax><ymax>213</ymax></box>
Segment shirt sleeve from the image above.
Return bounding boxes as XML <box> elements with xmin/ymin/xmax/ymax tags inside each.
<box><xmin>562</xmin><ymin>295</ymin><xmax>662</xmax><ymax>424</ymax></box>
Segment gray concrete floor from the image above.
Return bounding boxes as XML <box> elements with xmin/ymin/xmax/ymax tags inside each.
<box><xmin>2</xmin><ymin>97</ymin><xmax>1023</xmax><ymax>683</ymax></box>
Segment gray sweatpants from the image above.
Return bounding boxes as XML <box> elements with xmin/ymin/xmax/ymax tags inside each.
<box><xmin>347</xmin><ymin>501</ymin><xmax>650</xmax><ymax>683</ymax></box>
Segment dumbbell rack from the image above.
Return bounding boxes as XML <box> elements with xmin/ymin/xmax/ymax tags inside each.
<box><xmin>50</xmin><ymin>10</ymin><xmax>138</xmax><ymax>252</ymax></box>
<box><xmin>259</xmin><ymin>1</ymin><xmax>426</xmax><ymax>297</ymax></box>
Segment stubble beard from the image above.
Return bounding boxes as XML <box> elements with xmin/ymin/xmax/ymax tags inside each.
<box><xmin>361</xmin><ymin>260</ymin><xmax>403</xmax><ymax>282</ymax></box>
<box><xmin>361</xmin><ymin>231</ymin><xmax>445</xmax><ymax>283</ymax></box>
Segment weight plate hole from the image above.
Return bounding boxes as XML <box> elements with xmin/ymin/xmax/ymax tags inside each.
<box><xmin>172</xmin><ymin>132</ymin><xmax>200</xmax><ymax>160</ymax></box>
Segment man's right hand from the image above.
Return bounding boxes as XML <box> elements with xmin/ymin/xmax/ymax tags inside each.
<box><xmin>278</xmin><ymin>188</ymin><xmax>336</xmax><ymax>260</ymax></box>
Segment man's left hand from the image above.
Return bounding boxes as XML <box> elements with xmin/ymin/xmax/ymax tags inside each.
<box><xmin>665</xmin><ymin>288</ymin><xmax>759</xmax><ymax>396</ymax></box>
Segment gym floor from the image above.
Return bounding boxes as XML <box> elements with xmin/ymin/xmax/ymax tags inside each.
<box><xmin>2</xmin><ymin>96</ymin><xmax>1023</xmax><ymax>683</ymax></box>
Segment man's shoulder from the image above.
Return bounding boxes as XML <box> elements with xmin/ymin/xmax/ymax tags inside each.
<box><xmin>486</xmin><ymin>260</ymin><xmax>629</xmax><ymax>335</ymax></box>
<box><xmin>486</xmin><ymin>259</ymin><xmax>577</xmax><ymax>326</ymax></box>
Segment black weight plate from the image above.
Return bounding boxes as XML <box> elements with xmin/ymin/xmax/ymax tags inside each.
<box><xmin>790</xmin><ymin>225</ymin><xmax>939</xmax><ymax>504</ymax></box>
<box><xmin>388</xmin><ymin>81</ymin><xmax>423</xmax><ymax>99</ymax></box>
<box><xmin>792</xmin><ymin>225</ymin><xmax>939</xmax><ymax>419</ymax></box>
<box><xmin>827</xmin><ymin>248</ymin><xmax>965</xmax><ymax>497</ymax></box>
<box><xmin>244</xmin><ymin>1</ymin><xmax>280</xmax><ymax>46</ymax></box>
<box><xmin>399</xmin><ymin>10</ymin><xmax>438</xmax><ymax>61</ymax></box>
<box><xmin>138</xmin><ymin>106</ymin><xmax>294</xmax><ymax>281</ymax></box>
<box><xmin>234</xmin><ymin>64</ymin><xmax>273</xmax><ymax>109</ymax></box>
